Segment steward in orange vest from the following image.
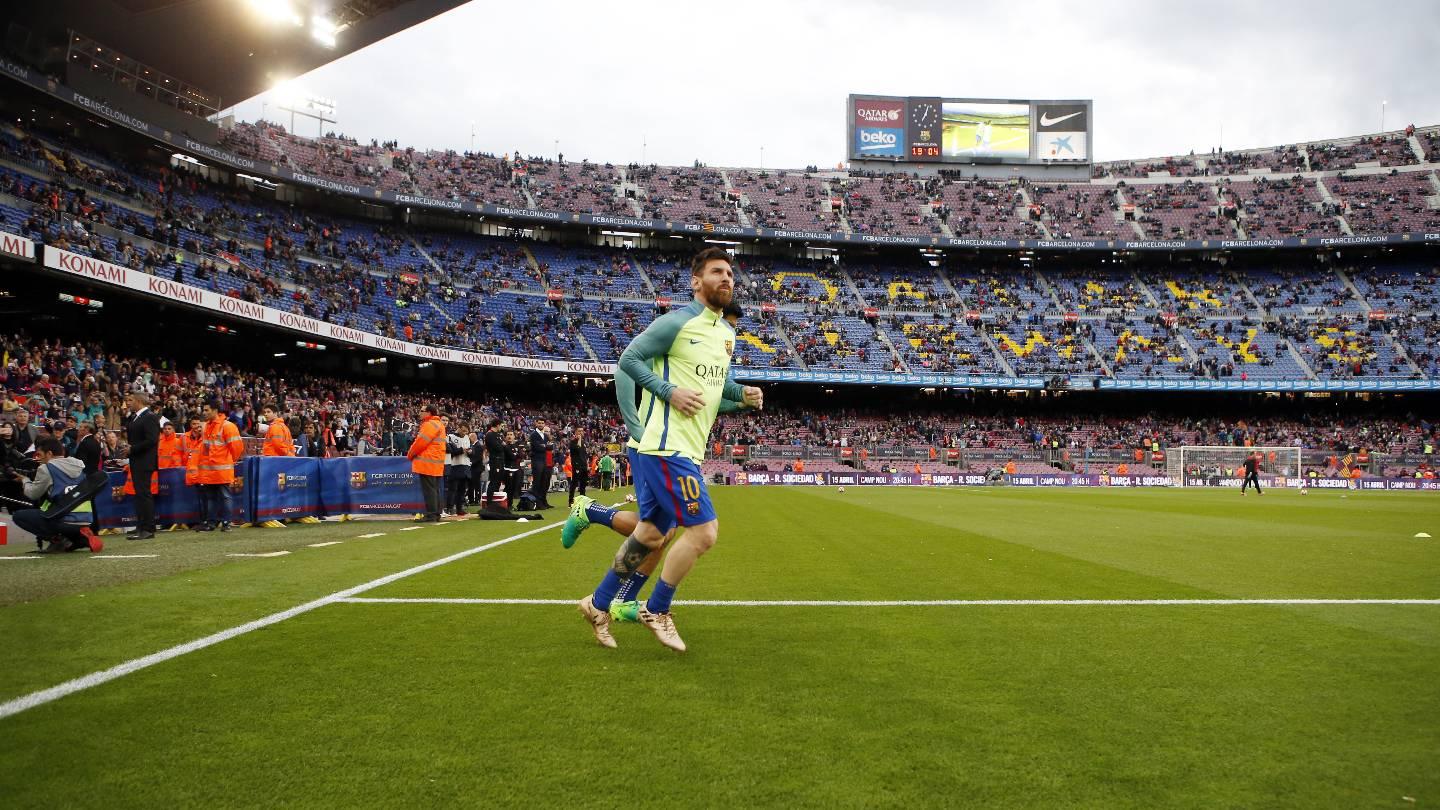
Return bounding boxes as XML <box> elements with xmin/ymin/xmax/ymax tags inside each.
<box><xmin>261</xmin><ymin>404</ymin><xmax>296</xmax><ymax>457</ymax></box>
<box><xmin>158</xmin><ymin>422</ymin><xmax>186</xmax><ymax>469</ymax></box>
<box><xmin>197</xmin><ymin>406</ymin><xmax>244</xmax><ymax>485</ymax></box>
<box><xmin>408</xmin><ymin>412</ymin><xmax>447</xmax><ymax>477</ymax></box>
<box><xmin>194</xmin><ymin>403</ymin><xmax>245</xmax><ymax>532</ymax></box>
<box><xmin>407</xmin><ymin>406</ymin><xmax>447</xmax><ymax>522</ymax></box>
<box><xmin>182</xmin><ymin>419</ymin><xmax>204</xmax><ymax>486</ymax></box>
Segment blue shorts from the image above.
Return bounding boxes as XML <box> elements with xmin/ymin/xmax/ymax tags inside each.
<box><xmin>630</xmin><ymin>451</ymin><xmax>715</xmax><ymax>534</ymax></box>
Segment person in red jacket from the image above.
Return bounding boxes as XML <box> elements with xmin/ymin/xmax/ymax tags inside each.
<box><xmin>407</xmin><ymin>404</ymin><xmax>447</xmax><ymax>522</ymax></box>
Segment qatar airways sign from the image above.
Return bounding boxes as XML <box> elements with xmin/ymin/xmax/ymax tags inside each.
<box><xmin>39</xmin><ymin>245</ymin><xmax>616</xmax><ymax>377</ymax></box>
<box><xmin>852</xmin><ymin>98</ymin><xmax>904</xmax><ymax>126</ymax></box>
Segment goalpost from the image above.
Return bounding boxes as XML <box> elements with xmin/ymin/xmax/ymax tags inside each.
<box><xmin>1168</xmin><ymin>446</ymin><xmax>1303</xmax><ymax>488</ymax></box>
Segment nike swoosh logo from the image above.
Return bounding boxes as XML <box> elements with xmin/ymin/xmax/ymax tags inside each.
<box><xmin>1039</xmin><ymin>111</ymin><xmax>1082</xmax><ymax>127</ymax></box>
<box><xmin>688</xmin><ymin>339</ymin><xmax>702</xmax><ymax>344</ymax></box>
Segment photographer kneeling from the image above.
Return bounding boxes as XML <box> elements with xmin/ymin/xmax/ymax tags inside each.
<box><xmin>13</xmin><ymin>437</ymin><xmax>102</xmax><ymax>554</ymax></box>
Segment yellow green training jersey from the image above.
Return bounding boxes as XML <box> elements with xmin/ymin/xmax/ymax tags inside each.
<box><xmin>616</xmin><ymin>299</ymin><xmax>745</xmax><ymax>463</ymax></box>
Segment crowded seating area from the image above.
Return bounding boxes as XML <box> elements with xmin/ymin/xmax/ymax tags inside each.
<box><xmin>6</xmin><ymin>330</ymin><xmax>1429</xmax><ymax>475</ymax></box>
<box><xmin>0</xmin><ymin>117</ymin><xmax>1438</xmax><ymax>382</ymax></box>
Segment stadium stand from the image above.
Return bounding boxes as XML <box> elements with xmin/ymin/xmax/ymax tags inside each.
<box><xmin>1308</xmin><ymin>134</ymin><xmax>1420</xmax><ymax>171</ymax></box>
<box><xmin>1330</xmin><ymin>171</ymin><xmax>1440</xmax><ymax>235</ymax></box>
<box><xmin>937</xmin><ymin>178</ymin><xmax>1042</xmax><ymax>239</ymax></box>
<box><xmin>2</xmin><ymin>113</ymin><xmax>1439</xmax><ymax>384</ymax></box>
<box><xmin>1029</xmin><ymin>184</ymin><xmax>1123</xmax><ymax>240</ymax></box>
<box><xmin>834</xmin><ymin>174</ymin><xmax>944</xmax><ymax>236</ymax></box>
<box><xmin>1230</xmin><ymin>176</ymin><xmax>1345</xmax><ymax>239</ymax></box>
<box><xmin>633</xmin><ymin>166</ymin><xmax>740</xmax><ymax>226</ymax></box>
<box><xmin>728</xmin><ymin>170</ymin><xmax>840</xmax><ymax>230</ymax></box>
<box><xmin>1130</xmin><ymin>180</ymin><xmax>1235</xmax><ymax>240</ymax></box>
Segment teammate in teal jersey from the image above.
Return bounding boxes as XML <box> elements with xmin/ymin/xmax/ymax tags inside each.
<box><xmin>564</xmin><ymin>302</ymin><xmax>753</xmax><ymax>623</ymax></box>
<box><xmin>577</xmin><ymin>249</ymin><xmax>762</xmax><ymax>652</ymax></box>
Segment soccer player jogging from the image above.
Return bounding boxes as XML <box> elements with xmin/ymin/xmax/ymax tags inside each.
<box><xmin>1241</xmin><ymin>451</ymin><xmax>1263</xmax><ymax>496</ymax></box>
<box><xmin>575</xmin><ymin>250</ymin><xmax>762</xmax><ymax>652</ymax></box>
<box><xmin>565</xmin><ymin>302</ymin><xmax>753</xmax><ymax>625</ymax></box>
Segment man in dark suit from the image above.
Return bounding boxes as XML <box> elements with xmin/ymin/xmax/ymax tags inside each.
<box><xmin>74</xmin><ymin>421</ymin><xmax>103</xmax><ymax>475</ymax></box>
<box><xmin>125</xmin><ymin>392</ymin><xmax>160</xmax><ymax>540</ymax></box>
<box><xmin>74</xmin><ymin>420</ymin><xmax>103</xmax><ymax>535</ymax></box>
<box><xmin>528</xmin><ymin>418</ymin><xmax>553</xmax><ymax>509</ymax></box>
<box><xmin>483</xmin><ymin>419</ymin><xmax>509</xmax><ymax>511</ymax></box>
<box><xmin>506</xmin><ymin>430</ymin><xmax>526</xmax><ymax>507</ymax></box>
<box><xmin>567</xmin><ymin>426</ymin><xmax>589</xmax><ymax>506</ymax></box>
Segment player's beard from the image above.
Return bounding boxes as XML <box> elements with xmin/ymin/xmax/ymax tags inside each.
<box><xmin>700</xmin><ymin>278</ymin><xmax>733</xmax><ymax>310</ymax></box>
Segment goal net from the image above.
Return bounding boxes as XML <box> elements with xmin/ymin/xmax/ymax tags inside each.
<box><xmin>1168</xmin><ymin>446</ymin><xmax>1303</xmax><ymax>488</ymax></box>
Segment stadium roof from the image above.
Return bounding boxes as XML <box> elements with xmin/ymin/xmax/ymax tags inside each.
<box><xmin>2</xmin><ymin>0</ymin><xmax>468</xmax><ymax>109</ymax></box>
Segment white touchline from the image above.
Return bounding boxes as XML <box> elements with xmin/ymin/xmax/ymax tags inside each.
<box><xmin>226</xmin><ymin>551</ymin><xmax>292</xmax><ymax>558</ymax></box>
<box><xmin>307</xmin><ymin>542</ymin><xmax>344</xmax><ymax>548</ymax></box>
<box><xmin>91</xmin><ymin>555</ymin><xmax>160</xmax><ymax>559</ymax></box>
<box><xmin>336</xmin><ymin>597</ymin><xmax>1440</xmax><ymax>607</ymax></box>
<box><xmin>356</xmin><ymin>533</ymin><xmax>386</xmax><ymax>539</ymax></box>
<box><xmin>0</xmin><ymin>517</ymin><xmax>564</xmax><ymax>721</ymax></box>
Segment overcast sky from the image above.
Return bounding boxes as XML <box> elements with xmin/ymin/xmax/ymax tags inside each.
<box><xmin>229</xmin><ymin>0</ymin><xmax>1440</xmax><ymax>169</ymax></box>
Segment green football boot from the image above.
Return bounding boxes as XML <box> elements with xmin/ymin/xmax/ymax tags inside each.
<box><xmin>609</xmin><ymin>600</ymin><xmax>641</xmax><ymax>623</ymax></box>
<box><xmin>561</xmin><ymin>495</ymin><xmax>595</xmax><ymax>549</ymax></box>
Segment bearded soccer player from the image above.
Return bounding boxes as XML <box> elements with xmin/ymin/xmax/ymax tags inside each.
<box><xmin>576</xmin><ymin>250</ymin><xmax>762</xmax><ymax>652</ymax></box>
<box><xmin>565</xmin><ymin>301</ymin><xmax>752</xmax><ymax>623</ymax></box>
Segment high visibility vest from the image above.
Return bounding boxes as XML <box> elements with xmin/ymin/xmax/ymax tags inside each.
<box><xmin>122</xmin><ymin>463</ymin><xmax>159</xmax><ymax>496</ymax></box>
<box><xmin>407</xmin><ymin>416</ymin><xmax>446</xmax><ymax>477</ymax></box>
<box><xmin>158</xmin><ymin>433</ymin><xmax>185</xmax><ymax>469</ymax></box>
<box><xmin>197</xmin><ymin>416</ymin><xmax>244</xmax><ymax>485</ymax></box>
<box><xmin>563</xmin><ymin>456</ymin><xmax>573</xmax><ymax>476</ymax></box>
<box><xmin>263</xmin><ymin>419</ymin><xmax>296</xmax><ymax>457</ymax></box>
<box><xmin>182</xmin><ymin>433</ymin><xmax>202</xmax><ymax>485</ymax></box>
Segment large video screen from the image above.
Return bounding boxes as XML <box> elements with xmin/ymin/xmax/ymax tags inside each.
<box><xmin>848</xmin><ymin>95</ymin><xmax>1091</xmax><ymax>165</ymax></box>
<box><xmin>941</xmin><ymin>102</ymin><xmax>1030</xmax><ymax>159</ymax></box>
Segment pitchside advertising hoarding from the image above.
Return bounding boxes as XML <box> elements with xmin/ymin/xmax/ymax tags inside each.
<box><xmin>737</xmin><ymin>471</ymin><xmax>1438</xmax><ymax>490</ymax></box>
<box><xmin>849</xmin><ymin>95</ymin><xmax>1093</xmax><ymax>165</ymax></box>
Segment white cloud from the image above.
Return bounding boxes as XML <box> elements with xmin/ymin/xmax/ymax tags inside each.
<box><xmin>230</xmin><ymin>0</ymin><xmax>1440</xmax><ymax>167</ymax></box>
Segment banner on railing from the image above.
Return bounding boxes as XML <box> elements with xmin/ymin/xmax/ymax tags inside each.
<box><xmin>318</xmin><ymin>456</ymin><xmax>428</xmax><ymax>516</ymax></box>
<box><xmin>251</xmin><ymin>457</ymin><xmax>324</xmax><ymax>521</ymax></box>
<box><xmin>95</xmin><ymin>465</ymin><xmax>253</xmax><ymax>527</ymax></box>
<box><xmin>94</xmin><ymin>457</ymin><xmax>437</xmax><ymax>527</ymax></box>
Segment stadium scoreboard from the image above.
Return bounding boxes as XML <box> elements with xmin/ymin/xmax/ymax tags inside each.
<box><xmin>848</xmin><ymin>95</ymin><xmax>1093</xmax><ymax>165</ymax></box>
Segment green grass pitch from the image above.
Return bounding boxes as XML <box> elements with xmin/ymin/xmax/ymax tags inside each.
<box><xmin>1</xmin><ymin>485</ymin><xmax>1437</xmax><ymax>808</ymax></box>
